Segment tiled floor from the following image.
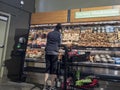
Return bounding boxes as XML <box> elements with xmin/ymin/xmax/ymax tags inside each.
<box><xmin>90</xmin><ymin>80</ymin><xmax>120</xmax><ymax>90</ymax></box>
<box><xmin>0</xmin><ymin>79</ymin><xmax>41</xmax><ymax>90</ymax></box>
<box><xmin>0</xmin><ymin>78</ymin><xmax>120</xmax><ymax>90</ymax></box>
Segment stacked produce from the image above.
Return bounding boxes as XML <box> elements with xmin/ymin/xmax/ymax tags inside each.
<box><xmin>26</xmin><ymin>48</ymin><xmax>45</xmax><ymax>59</ymax></box>
<box><xmin>26</xmin><ymin>29</ymin><xmax>51</xmax><ymax>59</ymax></box>
<box><xmin>79</xmin><ymin>32</ymin><xmax>111</xmax><ymax>47</ymax></box>
<box><xmin>62</xmin><ymin>27</ymin><xmax>120</xmax><ymax>47</ymax></box>
<box><xmin>62</xmin><ymin>29</ymin><xmax>80</xmax><ymax>45</ymax></box>
<box><xmin>26</xmin><ymin>25</ymin><xmax>120</xmax><ymax>60</ymax></box>
<box><xmin>93</xmin><ymin>54</ymin><xmax>114</xmax><ymax>63</ymax></box>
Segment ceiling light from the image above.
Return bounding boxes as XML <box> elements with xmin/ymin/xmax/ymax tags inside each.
<box><xmin>20</xmin><ymin>0</ymin><xmax>24</xmax><ymax>5</ymax></box>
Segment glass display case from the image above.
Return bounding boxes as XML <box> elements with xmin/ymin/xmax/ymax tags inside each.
<box><xmin>25</xmin><ymin>25</ymin><xmax>53</xmax><ymax>61</ymax></box>
<box><xmin>25</xmin><ymin>21</ymin><xmax>120</xmax><ymax>64</ymax></box>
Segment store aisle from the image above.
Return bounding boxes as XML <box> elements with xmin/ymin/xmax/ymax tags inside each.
<box><xmin>0</xmin><ymin>78</ymin><xmax>120</xmax><ymax>90</ymax></box>
<box><xmin>0</xmin><ymin>79</ymin><xmax>40</xmax><ymax>90</ymax></box>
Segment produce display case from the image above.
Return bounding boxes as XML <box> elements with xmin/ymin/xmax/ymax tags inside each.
<box><xmin>24</xmin><ymin>22</ymin><xmax>120</xmax><ymax>85</ymax></box>
<box><xmin>25</xmin><ymin>21</ymin><xmax>120</xmax><ymax>64</ymax></box>
<box><xmin>62</xmin><ymin>22</ymin><xmax>120</xmax><ymax>65</ymax></box>
<box><xmin>25</xmin><ymin>25</ymin><xmax>53</xmax><ymax>61</ymax></box>
<box><xmin>24</xmin><ymin>6</ymin><xmax>120</xmax><ymax>86</ymax></box>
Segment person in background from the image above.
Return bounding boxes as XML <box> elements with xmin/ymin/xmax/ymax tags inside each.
<box><xmin>43</xmin><ymin>23</ymin><xmax>62</xmax><ymax>90</ymax></box>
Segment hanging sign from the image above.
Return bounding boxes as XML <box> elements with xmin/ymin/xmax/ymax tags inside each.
<box><xmin>75</xmin><ymin>9</ymin><xmax>120</xmax><ymax>19</ymax></box>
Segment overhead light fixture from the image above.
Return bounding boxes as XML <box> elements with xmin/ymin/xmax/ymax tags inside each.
<box><xmin>20</xmin><ymin>0</ymin><xmax>24</xmax><ymax>5</ymax></box>
<box><xmin>20</xmin><ymin>0</ymin><xmax>24</xmax><ymax>7</ymax></box>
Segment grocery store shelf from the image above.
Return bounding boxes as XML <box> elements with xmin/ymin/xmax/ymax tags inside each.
<box><xmin>24</xmin><ymin>67</ymin><xmax>45</xmax><ymax>73</ymax></box>
<box><xmin>25</xmin><ymin>58</ymin><xmax>45</xmax><ymax>63</ymax></box>
<box><xmin>69</xmin><ymin>62</ymin><xmax>120</xmax><ymax>80</ymax></box>
<box><xmin>72</xmin><ymin>62</ymin><xmax>120</xmax><ymax>69</ymax></box>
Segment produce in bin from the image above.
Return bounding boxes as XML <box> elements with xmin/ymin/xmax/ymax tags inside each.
<box><xmin>75</xmin><ymin>78</ymin><xmax>92</xmax><ymax>86</ymax></box>
<box><xmin>61</xmin><ymin>73</ymin><xmax>99</xmax><ymax>89</ymax></box>
<box><xmin>61</xmin><ymin>75</ymin><xmax>99</xmax><ymax>89</ymax></box>
<box><xmin>75</xmin><ymin>76</ymin><xmax>99</xmax><ymax>89</ymax></box>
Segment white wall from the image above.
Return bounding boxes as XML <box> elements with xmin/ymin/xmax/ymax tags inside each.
<box><xmin>35</xmin><ymin>0</ymin><xmax>120</xmax><ymax>12</ymax></box>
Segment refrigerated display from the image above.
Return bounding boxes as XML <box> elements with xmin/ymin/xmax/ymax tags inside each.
<box><xmin>25</xmin><ymin>22</ymin><xmax>120</xmax><ymax>64</ymax></box>
<box><xmin>25</xmin><ymin>27</ymin><xmax>52</xmax><ymax>61</ymax></box>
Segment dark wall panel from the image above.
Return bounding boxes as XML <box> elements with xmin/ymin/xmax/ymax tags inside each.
<box><xmin>0</xmin><ymin>0</ymin><xmax>35</xmax><ymax>60</ymax></box>
<box><xmin>0</xmin><ymin>0</ymin><xmax>35</xmax><ymax>13</ymax></box>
